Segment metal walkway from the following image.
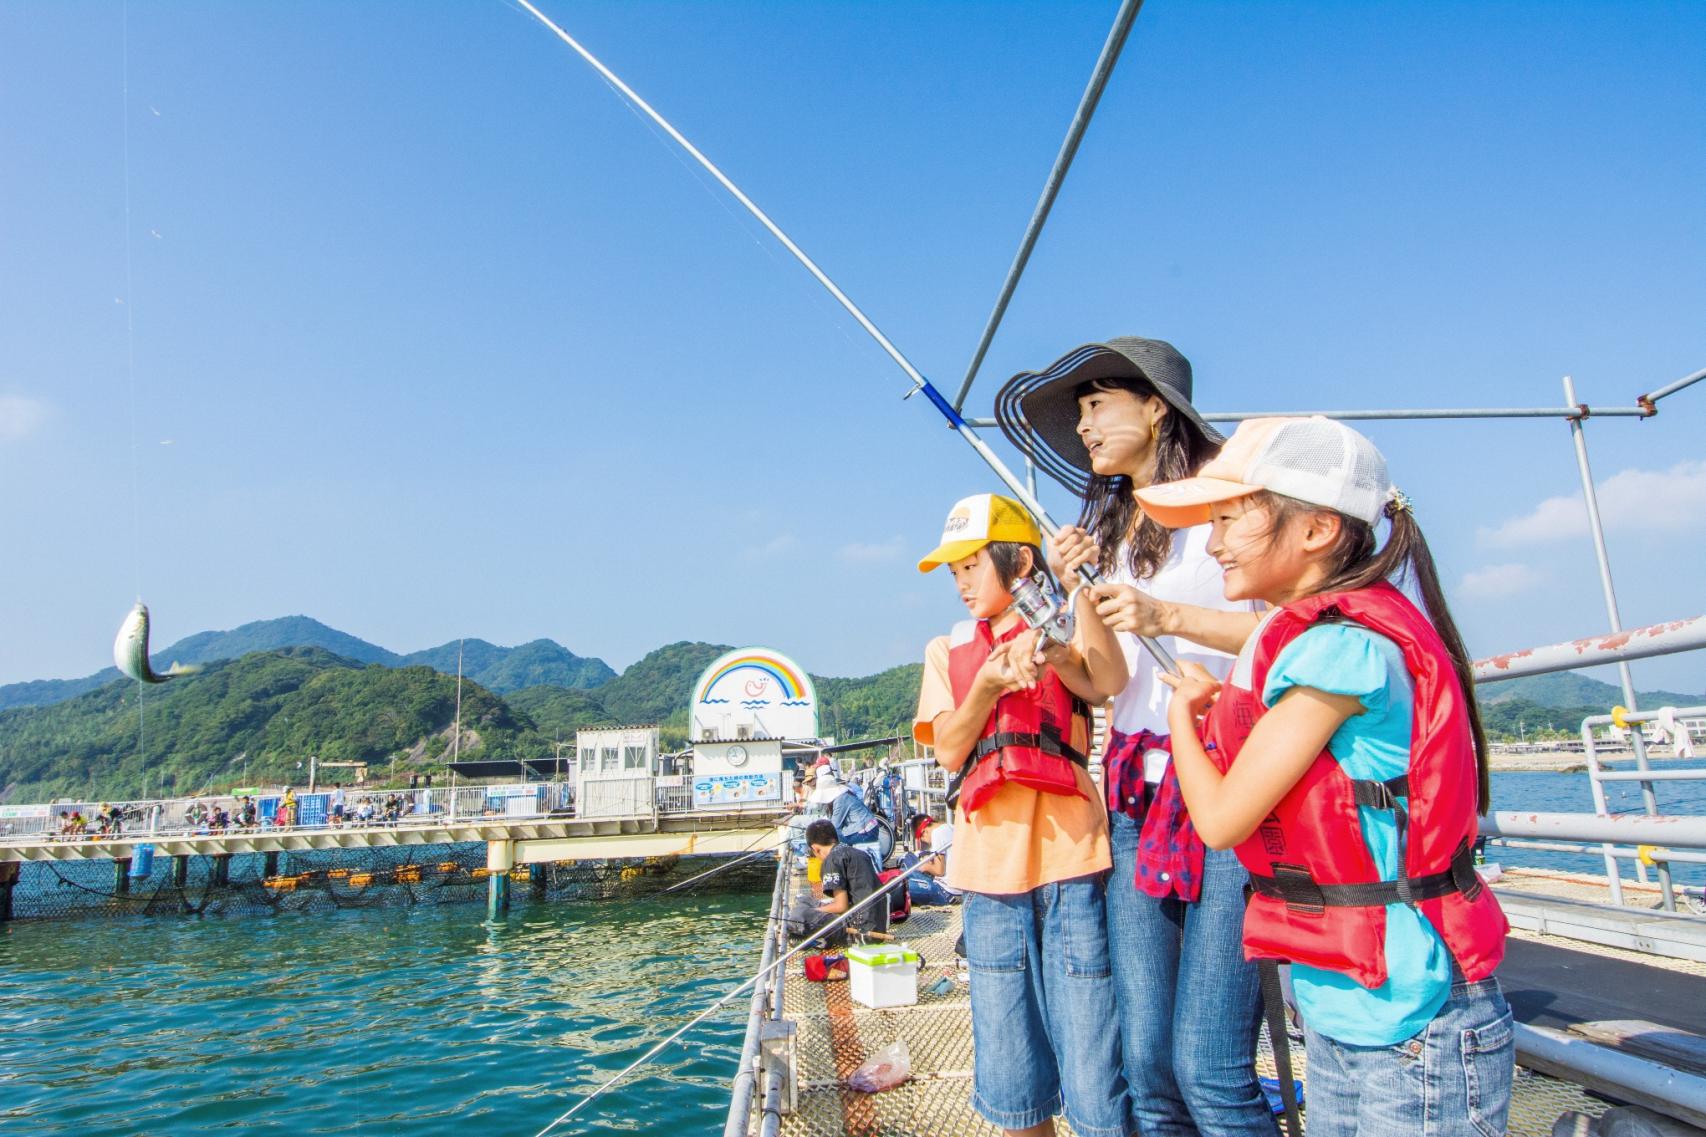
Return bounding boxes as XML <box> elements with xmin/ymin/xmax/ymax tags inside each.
<box><xmin>732</xmin><ymin>863</ymin><xmax>1697</xmax><ymax>1137</ymax></box>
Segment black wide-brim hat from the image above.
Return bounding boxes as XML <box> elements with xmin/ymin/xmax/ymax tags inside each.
<box><xmin>994</xmin><ymin>336</ymin><xmax>1223</xmax><ymax>496</ymax></box>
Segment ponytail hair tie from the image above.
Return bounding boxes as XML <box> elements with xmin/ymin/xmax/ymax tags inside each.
<box><xmin>1384</xmin><ymin>487</ymin><xmax>1413</xmax><ymax>518</ymax></box>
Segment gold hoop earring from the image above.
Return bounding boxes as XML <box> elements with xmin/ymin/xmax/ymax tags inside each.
<box><xmin>1150</xmin><ymin>419</ymin><xmax>1161</xmax><ymax>444</ymax></box>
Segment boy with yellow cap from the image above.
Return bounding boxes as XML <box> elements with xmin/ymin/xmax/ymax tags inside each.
<box><xmin>913</xmin><ymin>492</ymin><xmax>1133</xmax><ymax>1137</ymax></box>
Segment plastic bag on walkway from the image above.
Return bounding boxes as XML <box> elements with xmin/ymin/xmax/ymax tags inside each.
<box><xmin>846</xmin><ymin>1038</ymin><xmax>910</xmax><ymax>1093</ymax></box>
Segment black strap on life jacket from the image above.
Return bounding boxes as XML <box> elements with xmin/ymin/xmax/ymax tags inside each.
<box><xmin>947</xmin><ymin>709</ymin><xmax>1090</xmax><ymax>809</ymax></box>
<box><xmin>1249</xmin><ymin>838</ymin><xmax>1484</xmax><ymax>913</ymax></box>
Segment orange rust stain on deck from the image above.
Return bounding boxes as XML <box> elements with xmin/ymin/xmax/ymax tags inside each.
<box><xmin>824</xmin><ymin>979</ymin><xmax>880</xmax><ymax>1136</ymax></box>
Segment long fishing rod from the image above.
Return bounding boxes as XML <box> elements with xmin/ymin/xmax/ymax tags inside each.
<box><xmin>529</xmin><ymin>846</ymin><xmax>946</xmax><ymax>1137</ymax></box>
<box><xmin>653</xmin><ymin>837</ymin><xmax>788</xmax><ymax>898</ymax></box>
<box><xmin>509</xmin><ymin>0</ymin><xmax>1178</xmax><ymax>675</ymax></box>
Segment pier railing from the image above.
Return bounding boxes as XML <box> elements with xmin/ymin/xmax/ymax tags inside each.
<box><xmin>1472</xmin><ymin>614</ymin><xmax>1706</xmax><ymax>913</ymax></box>
<box><xmin>0</xmin><ymin>775</ymin><xmax>745</xmax><ymax>847</ymax></box>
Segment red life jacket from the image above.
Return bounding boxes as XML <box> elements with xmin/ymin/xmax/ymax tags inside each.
<box><xmin>1203</xmin><ymin>582</ymin><xmax>1506</xmax><ymax>988</ymax></box>
<box><xmin>945</xmin><ymin>619</ymin><xmax>1090</xmax><ymax>814</ymax></box>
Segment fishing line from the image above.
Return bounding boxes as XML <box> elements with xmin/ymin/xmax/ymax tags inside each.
<box><xmin>528</xmin><ymin>847</ymin><xmax>946</xmax><ymax>1137</ymax></box>
<box><xmin>118</xmin><ymin>1</ymin><xmax>152</xmax><ymax>767</ymax></box>
<box><xmin>508</xmin><ymin>0</ymin><xmax>1177</xmax><ymax>671</ymax></box>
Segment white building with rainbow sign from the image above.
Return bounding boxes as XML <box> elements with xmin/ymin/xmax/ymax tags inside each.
<box><xmin>689</xmin><ymin>647</ymin><xmax>820</xmax><ymax>811</ymax></box>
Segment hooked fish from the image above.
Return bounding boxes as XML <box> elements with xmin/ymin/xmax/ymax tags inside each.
<box><xmin>112</xmin><ymin>602</ymin><xmax>199</xmax><ymax>684</ymax></box>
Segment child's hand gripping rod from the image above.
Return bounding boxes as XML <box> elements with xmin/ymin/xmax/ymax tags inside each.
<box><xmin>906</xmin><ymin>383</ymin><xmax>1180</xmax><ymax>673</ymax></box>
<box><xmin>510</xmin><ymin>0</ymin><xmax>1179</xmax><ymax>676</ymax></box>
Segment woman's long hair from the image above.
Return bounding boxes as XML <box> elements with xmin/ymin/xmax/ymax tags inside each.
<box><xmin>1075</xmin><ymin>378</ymin><xmax>1222</xmax><ymax>581</ymax></box>
<box><xmin>1253</xmin><ymin>491</ymin><xmax>1493</xmax><ymax>814</ymax></box>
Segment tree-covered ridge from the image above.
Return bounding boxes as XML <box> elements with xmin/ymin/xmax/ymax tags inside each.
<box><xmin>0</xmin><ymin>617</ymin><xmax>617</xmax><ymax>712</ymax></box>
<box><xmin>2</xmin><ymin>628</ymin><xmax>1696</xmax><ymax>803</ymax></box>
<box><xmin>0</xmin><ymin>642</ymin><xmax>928</xmax><ymax>802</ymax></box>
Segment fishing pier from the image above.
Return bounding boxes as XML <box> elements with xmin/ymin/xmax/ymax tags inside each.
<box><xmin>0</xmin><ymin>785</ymin><xmax>787</xmax><ymax>923</ymax></box>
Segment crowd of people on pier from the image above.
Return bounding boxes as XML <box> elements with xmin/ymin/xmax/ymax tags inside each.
<box><xmin>789</xmin><ymin>337</ymin><xmax>1514</xmax><ymax>1137</ymax></box>
<box><xmin>47</xmin><ymin>787</ymin><xmax>426</xmax><ymax>841</ymax></box>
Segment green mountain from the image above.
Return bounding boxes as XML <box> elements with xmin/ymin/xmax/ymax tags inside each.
<box><xmin>593</xmin><ymin>641</ymin><xmax>734</xmax><ymax>732</ymax></box>
<box><xmin>0</xmin><ymin>639</ymin><xmax>932</xmax><ymax>803</ymax></box>
<box><xmin>0</xmin><ymin>618</ymin><xmax>614</xmax><ymax>712</ymax></box>
<box><xmin>165</xmin><ymin>616</ymin><xmax>400</xmax><ymax>668</ymax></box>
<box><xmin>1478</xmin><ymin>670</ymin><xmax>1699</xmax><ymax>710</ymax></box>
<box><xmin>0</xmin><ymin>648</ymin><xmax>546</xmax><ymax>803</ymax></box>
<box><xmin>399</xmin><ymin>639</ymin><xmax>615</xmax><ymax>693</ymax></box>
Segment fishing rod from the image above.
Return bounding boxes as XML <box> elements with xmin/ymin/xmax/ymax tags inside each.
<box><xmin>652</xmin><ymin>837</ymin><xmax>789</xmax><ymax>898</ymax></box>
<box><xmin>509</xmin><ymin>0</ymin><xmax>1178</xmax><ymax>676</ymax></box>
<box><xmin>528</xmin><ymin>846</ymin><xmax>947</xmax><ymax>1137</ymax></box>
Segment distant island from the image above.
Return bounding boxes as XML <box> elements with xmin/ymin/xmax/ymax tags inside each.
<box><xmin>0</xmin><ymin>616</ymin><xmax>1694</xmax><ymax>804</ymax></box>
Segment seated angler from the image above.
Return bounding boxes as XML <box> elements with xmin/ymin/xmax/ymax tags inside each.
<box><xmin>785</xmin><ymin>819</ymin><xmax>889</xmax><ymax>946</ymax></box>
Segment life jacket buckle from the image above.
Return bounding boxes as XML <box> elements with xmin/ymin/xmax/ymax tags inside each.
<box><xmin>1269</xmin><ymin>863</ymin><xmax>1327</xmax><ymax>916</ymax></box>
<box><xmin>1449</xmin><ymin>839</ymin><xmax>1484</xmax><ymax>901</ymax></box>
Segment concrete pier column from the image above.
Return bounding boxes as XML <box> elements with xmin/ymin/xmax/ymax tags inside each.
<box><xmin>0</xmin><ymin>862</ymin><xmax>18</xmax><ymax>922</ymax></box>
<box><xmin>263</xmin><ymin>852</ymin><xmax>280</xmax><ymax>879</ymax></box>
<box><xmin>487</xmin><ymin>840</ymin><xmax>514</xmax><ymax>919</ymax></box>
<box><xmin>172</xmin><ymin>855</ymin><xmax>189</xmax><ymax>887</ymax></box>
<box><xmin>212</xmin><ymin>855</ymin><xmax>231</xmax><ymax>886</ymax></box>
<box><xmin>529</xmin><ymin>862</ymin><xmax>547</xmax><ymax>900</ymax></box>
<box><xmin>114</xmin><ymin>859</ymin><xmax>132</xmax><ymax>896</ymax></box>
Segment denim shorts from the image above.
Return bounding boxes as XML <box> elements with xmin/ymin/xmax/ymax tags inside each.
<box><xmin>962</xmin><ymin>875</ymin><xmax>1130</xmax><ymax>1137</ymax></box>
<box><xmin>1303</xmin><ymin>975</ymin><xmax>1515</xmax><ymax>1137</ymax></box>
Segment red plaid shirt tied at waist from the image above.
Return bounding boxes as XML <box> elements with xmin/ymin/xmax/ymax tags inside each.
<box><xmin>1103</xmin><ymin>728</ymin><xmax>1207</xmax><ymax>902</ymax></box>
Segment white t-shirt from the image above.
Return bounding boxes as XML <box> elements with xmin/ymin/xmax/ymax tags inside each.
<box><xmin>1102</xmin><ymin>525</ymin><xmax>1255</xmax><ymax>769</ymax></box>
<box><xmin>929</xmin><ymin>821</ymin><xmax>961</xmax><ymax>895</ymax></box>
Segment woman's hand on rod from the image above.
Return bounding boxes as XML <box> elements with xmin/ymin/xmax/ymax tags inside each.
<box><xmin>1048</xmin><ymin>525</ymin><xmax>1101</xmax><ymax>587</ymax></box>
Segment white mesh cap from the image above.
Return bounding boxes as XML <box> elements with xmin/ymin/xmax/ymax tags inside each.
<box><xmin>1133</xmin><ymin>415</ymin><xmax>1396</xmax><ymax>528</ymax></box>
<box><xmin>1243</xmin><ymin>417</ymin><xmax>1393</xmax><ymax>524</ymax></box>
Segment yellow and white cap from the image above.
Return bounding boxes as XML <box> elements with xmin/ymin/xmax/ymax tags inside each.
<box><xmin>917</xmin><ymin>493</ymin><xmax>1042</xmax><ymax>572</ymax></box>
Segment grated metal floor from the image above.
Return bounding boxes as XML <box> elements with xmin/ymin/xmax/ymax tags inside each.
<box><xmin>767</xmin><ymin>871</ymin><xmax>1630</xmax><ymax>1137</ymax></box>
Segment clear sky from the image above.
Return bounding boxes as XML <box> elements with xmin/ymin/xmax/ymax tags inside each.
<box><xmin>2</xmin><ymin>1</ymin><xmax>1703</xmax><ymax>695</ymax></box>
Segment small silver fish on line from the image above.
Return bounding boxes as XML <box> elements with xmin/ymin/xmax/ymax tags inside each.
<box><xmin>113</xmin><ymin>602</ymin><xmax>199</xmax><ymax>684</ymax></box>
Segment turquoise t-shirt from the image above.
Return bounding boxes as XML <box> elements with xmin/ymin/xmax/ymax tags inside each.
<box><xmin>1262</xmin><ymin>624</ymin><xmax>1453</xmax><ymax>1047</ymax></box>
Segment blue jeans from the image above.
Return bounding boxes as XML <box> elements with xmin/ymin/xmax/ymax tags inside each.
<box><xmin>900</xmin><ymin>853</ymin><xmax>956</xmax><ymax>906</ymax></box>
<box><xmin>1107</xmin><ymin>811</ymin><xmax>1275</xmax><ymax>1137</ymax></box>
<box><xmin>1303</xmin><ymin>976</ymin><xmax>1514</xmax><ymax>1137</ymax></box>
<box><xmin>963</xmin><ymin>876</ymin><xmax>1130</xmax><ymax>1137</ymax></box>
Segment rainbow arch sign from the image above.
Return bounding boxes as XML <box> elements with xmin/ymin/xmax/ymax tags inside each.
<box><xmin>690</xmin><ymin>646</ymin><xmax>819</xmax><ymax>742</ymax></box>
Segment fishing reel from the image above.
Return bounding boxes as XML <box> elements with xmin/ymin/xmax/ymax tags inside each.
<box><xmin>1011</xmin><ymin>570</ymin><xmax>1075</xmax><ymax>647</ymax></box>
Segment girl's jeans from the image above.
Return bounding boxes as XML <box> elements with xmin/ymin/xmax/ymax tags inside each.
<box><xmin>1303</xmin><ymin>976</ymin><xmax>1514</xmax><ymax>1137</ymax></box>
<box><xmin>963</xmin><ymin>874</ymin><xmax>1131</xmax><ymax>1137</ymax></box>
<box><xmin>1108</xmin><ymin>812</ymin><xmax>1276</xmax><ymax>1137</ymax></box>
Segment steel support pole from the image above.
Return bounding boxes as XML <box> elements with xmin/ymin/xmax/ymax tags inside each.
<box><xmin>949</xmin><ymin>0</ymin><xmax>1144</xmax><ymax>411</ymax></box>
<box><xmin>1561</xmin><ymin>375</ymin><xmax>1674</xmax><ymax>909</ymax></box>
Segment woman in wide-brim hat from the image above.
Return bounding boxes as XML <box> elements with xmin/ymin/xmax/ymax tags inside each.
<box><xmin>996</xmin><ymin>337</ymin><xmax>1273</xmax><ymax>1137</ymax></box>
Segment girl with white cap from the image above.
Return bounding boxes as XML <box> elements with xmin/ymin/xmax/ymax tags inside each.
<box><xmin>996</xmin><ymin>338</ymin><xmax>1273</xmax><ymax>1137</ymax></box>
<box><xmin>1140</xmin><ymin>416</ymin><xmax>1513</xmax><ymax>1137</ymax></box>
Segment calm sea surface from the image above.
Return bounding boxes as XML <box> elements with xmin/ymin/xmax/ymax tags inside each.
<box><xmin>0</xmin><ymin>892</ymin><xmax>769</xmax><ymax>1137</ymax></box>
<box><xmin>2</xmin><ymin>767</ymin><xmax>1702</xmax><ymax>1137</ymax></box>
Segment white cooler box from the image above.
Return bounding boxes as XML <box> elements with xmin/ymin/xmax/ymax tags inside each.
<box><xmin>844</xmin><ymin>943</ymin><xmax>920</xmax><ymax>1009</ymax></box>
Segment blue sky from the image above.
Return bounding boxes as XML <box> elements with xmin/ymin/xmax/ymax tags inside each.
<box><xmin>2</xmin><ymin>1</ymin><xmax>1702</xmax><ymax>695</ymax></box>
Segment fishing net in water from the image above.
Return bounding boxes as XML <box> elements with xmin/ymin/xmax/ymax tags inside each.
<box><xmin>3</xmin><ymin>842</ymin><xmax>777</xmax><ymax>922</ymax></box>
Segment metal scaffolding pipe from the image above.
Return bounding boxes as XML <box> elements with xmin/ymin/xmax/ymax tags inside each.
<box><xmin>1481</xmin><ymin>811</ymin><xmax>1706</xmax><ymax>848</ymax></box>
<box><xmin>1516</xmin><ymin>1024</ymin><xmax>1706</xmax><ymax>1130</ymax></box>
<box><xmin>1643</xmin><ymin>364</ymin><xmax>1706</xmax><ymax>404</ymax></box>
<box><xmin>950</xmin><ymin>0</ymin><xmax>1143</xmax><ymax>411</ymax></box>
<box><xmin>965</xmin><ymin>406</ymin><xmax>1651</xmax><ymax>428</ymax></box>
<box><xmin>1472</xmin><ymin>615</ymin><xmax>1706</xmax><ymax>683</ymax></box>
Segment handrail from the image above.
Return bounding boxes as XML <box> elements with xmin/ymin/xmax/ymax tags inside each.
<box><xmin>725</xmin><ymin>844</ymin><xmax>791</xmax><ymax>1137</ymax></box>
<box><xmin>1473</xmin><ymin>615</ymin><xmax>1706</xmax><ymax>684</ymax></box>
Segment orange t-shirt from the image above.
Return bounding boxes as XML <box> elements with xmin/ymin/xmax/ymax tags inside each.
<box><xmin>914</xmin><ymin>631</ymin><xmax>1111</xmax><ymax>895</ymax></box>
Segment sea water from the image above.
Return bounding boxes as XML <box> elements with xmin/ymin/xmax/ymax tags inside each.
<box><xmin>0</xmin><ymin>892</ymin><xmax>768</xmax><ymax>1136</ymax></box>
<box><xmin>2</xmin><ymin>768</ymin><xmax>1702</xmax><ymax>1137</ymax></box>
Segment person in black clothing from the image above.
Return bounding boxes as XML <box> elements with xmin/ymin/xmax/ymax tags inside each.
<box><xmin>785</xmin><ymin>819</ymin><xmax>888</xmax><ymax>944</ymax></box>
